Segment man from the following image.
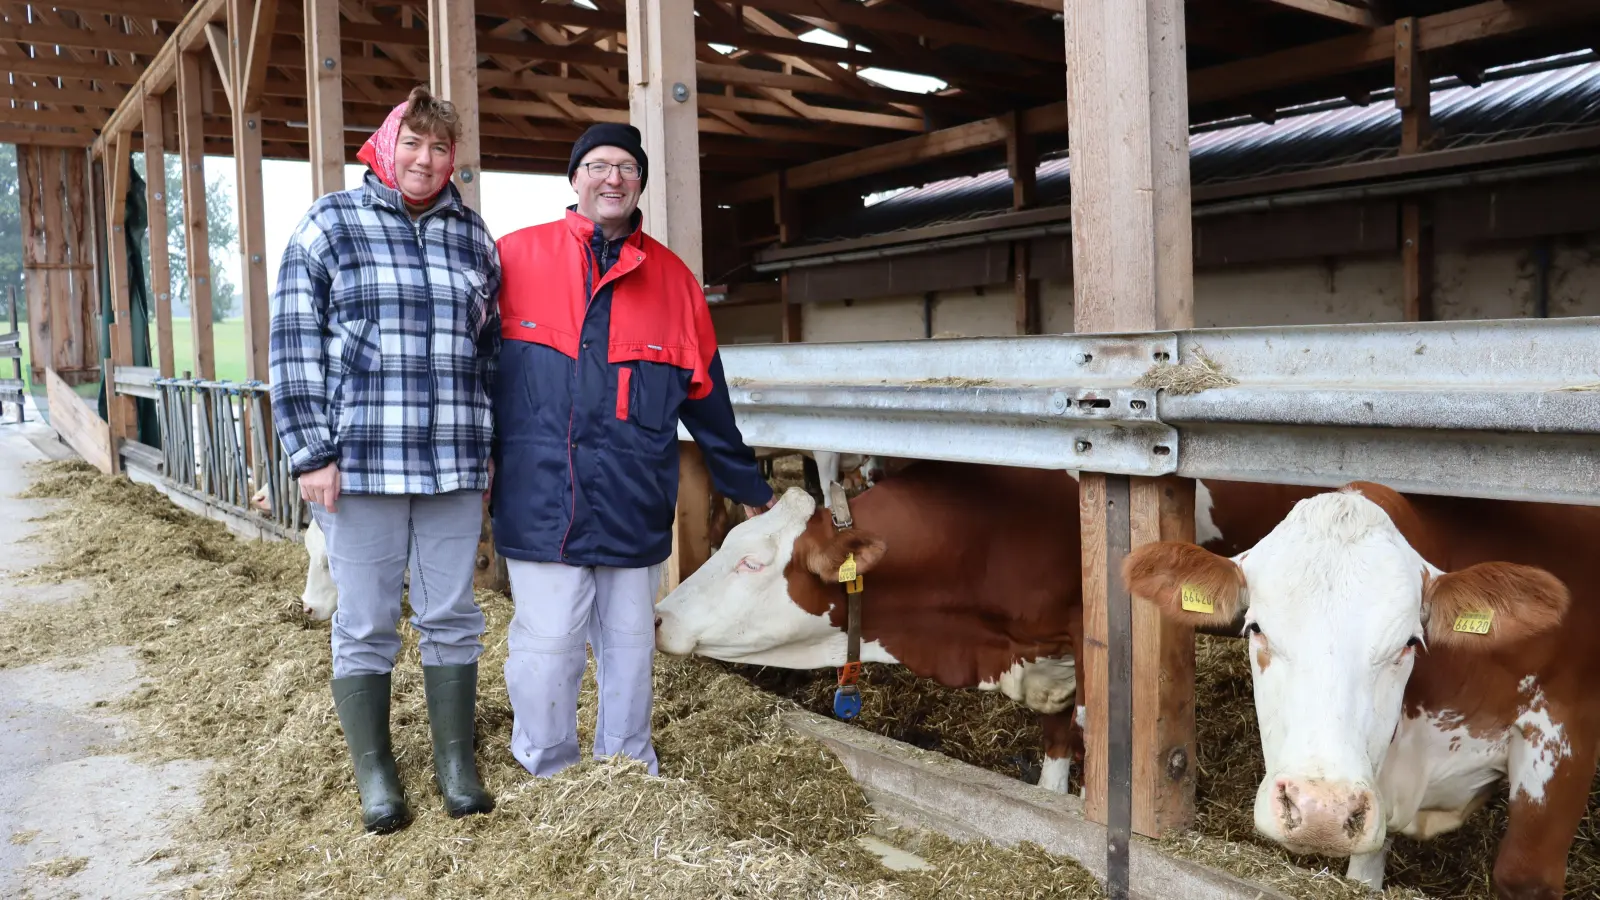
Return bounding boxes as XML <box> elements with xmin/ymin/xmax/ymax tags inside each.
<box><xmin>490</xmin><ymin>123</ymin><xmax>775</xmax><ymax>778</ymax></box>
<box><xmin>269</xmin><ymin>86</ymin><xmax>499</xmax><ymax>833</ymax></box>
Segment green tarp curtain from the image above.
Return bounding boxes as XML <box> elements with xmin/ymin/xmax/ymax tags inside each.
<box><xmin>97</xmin><ymin>160</ymin><xmax>161</xmax><ymax>446</ymax></box>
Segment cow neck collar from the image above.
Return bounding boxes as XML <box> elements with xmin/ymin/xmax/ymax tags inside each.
<box><xmin>829</xmin><ymin>483</ymin><xmax>867</xmax><ymax>721</ymax></box>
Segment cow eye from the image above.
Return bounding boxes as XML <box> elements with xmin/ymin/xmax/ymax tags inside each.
<box><xmin>737</xmin><ymin>557</ymin><xmax>765</xmax><ymax>573</ymax></box>
<box><xmin>1405</xmin><ymin>636</ymin><xmax>1424</xmax><ymax>652</ymax></box>
<box><xmin>1242</xmin><ymin>621</ymin><xmax>1262</xmax><ymax>638</ymax></box>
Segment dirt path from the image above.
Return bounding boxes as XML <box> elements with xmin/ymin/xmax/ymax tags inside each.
<box><xmin>0</xmin><ymin>422</ymin><xmax>213</xmax><ymax>900</ymax></box>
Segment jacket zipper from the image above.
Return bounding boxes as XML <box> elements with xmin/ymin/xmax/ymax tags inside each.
<box><xmin>557</xmin><ymin>234</ymin><xmax>607</xmax><ymax>560</ymax></box>
<box><xmin>410</xmin><ymin>213</ymin><xmax>441</xmax><ymax>491</ymax></box>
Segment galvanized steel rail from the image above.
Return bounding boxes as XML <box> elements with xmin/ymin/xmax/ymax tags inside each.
<box><xmin>687</xmin><ymin>316</ymin><xmax>1600</xmax><ymax>507</ymax></box>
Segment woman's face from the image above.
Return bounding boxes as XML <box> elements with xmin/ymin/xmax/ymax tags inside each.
<box><xmin>393</xmin><ymin>123</ymin><xmax>452</xmax><ymax>201</ymax></box>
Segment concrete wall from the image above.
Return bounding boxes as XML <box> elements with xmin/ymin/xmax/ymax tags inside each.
<box><xmin>706</xmin><ymin>234</ymin><xmax>1600</xmax><ymax>345</ymax></box>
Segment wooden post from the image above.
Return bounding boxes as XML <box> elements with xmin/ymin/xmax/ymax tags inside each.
<box><xmin>16</xmin><ymin>146</ymin><xmax>48</xmax><ymax>384</ymax></box>
<box><xmin>1066</xmin><ymin>0</ymin><xmax>1198</xmax><ymax>854</ymax></box>
<box><xmin>627</xmin><ymin>0</ymin><xmax>704</xmax><ymax>277</ymax></box>
<box><xmin>145</xmin><ymin>93</ymin><xmax>176</xmax><ymax>379</ymax></box>
<box><xmin>304</xmin><ymin>0</ymin><xmax>346</xmax><ymax>198</ymax></box>
<box><xmin>777</xmin><ymin>174</ymin><xmax>803</xmax><ymax>342</ymax></box>
<box><xmin>41</xmin><ymin>152</ymin><xmax>77</xmax><ymax>381</ymax></box>
<box><xmin>65</xmin><ymin>153</ymin><xmax>96</xmax><ymax>378</ymax></box>
<box><xmin>106</xmin><ymin>131</ymin><xmax>136</xmax><ymax>458</ymax></box>
<box><xmin>178</xmin><ymin>51</ymin><xmax>216</xmax><ymax>380</ymax></box>
<box><xmin>227</xmin><ymin>0</ymin><xmax>273</xmax><ymax>382</ymax></box>
<box><xmin>628</xmin><ymin>0</ymin><xmax>712</xmax><ymax>593</ymax></box>
<box><xmin>1396</xmin><ymin>17</ymin><xmax>1433</xmax><ymax>322</ymax></box>
<box><xmin>429</xmin><ymin>0</ymin><xmax>481</xmax><ymax>210</ymax></box>
<box><xmin>1007</xmin><ymin>111</ymin><xmax>1041</xmax><ymax>335</ymax></box>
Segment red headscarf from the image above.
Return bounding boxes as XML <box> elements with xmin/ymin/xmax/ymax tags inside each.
<box><xmin>356</xmin><ymin>97</ymin><xmax>456</xmax><ymax>205</ymax></box>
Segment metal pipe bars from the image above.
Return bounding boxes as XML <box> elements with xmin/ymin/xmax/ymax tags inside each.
<box><xmin>684</xmin><ymin>316</ymin><xmax>1600</xmax><ymax>507</ymax></box>
<box><xmin>144</xmin><ymin>375</ymin><xmax>306</xmax><ymax>533</ymax></box>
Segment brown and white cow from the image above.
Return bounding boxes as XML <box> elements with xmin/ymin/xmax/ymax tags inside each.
<box><xmin>655</xmin><ymin>461</ymin><xmax>1315</xmax><ymax>794</ymax></box>
<box><xmin>1125</xmin><ymin>482</ymin><xmax>1597</xmax><ymax>897</ymax></box>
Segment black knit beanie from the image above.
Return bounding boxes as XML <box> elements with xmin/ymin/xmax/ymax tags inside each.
<box><xmin>567</xmin><ymin>123</ymin><xmax>648</xmax><ymax>189</ymax></box>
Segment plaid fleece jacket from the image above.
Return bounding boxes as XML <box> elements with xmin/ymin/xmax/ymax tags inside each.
<box><xmin>268</xmin><ymin>173</ymin><xmax>501</xmax><ymax>495</ymax></box>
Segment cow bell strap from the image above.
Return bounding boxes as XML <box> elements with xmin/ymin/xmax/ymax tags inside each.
<box><xmin>830</xmin><ymin>482</ymin><xmax>866</xmax><ymax>721</ymax></box>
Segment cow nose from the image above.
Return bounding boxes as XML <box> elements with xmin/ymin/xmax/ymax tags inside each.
<box><xmin>1274</xmin><ymin>777</ymin><xmax>1381</xmax><ymax>855</ymax></box>
<box><xmin>654</xmin><ymin>615</ymin><xmax>663</xmax><ymax>630</ymax></box>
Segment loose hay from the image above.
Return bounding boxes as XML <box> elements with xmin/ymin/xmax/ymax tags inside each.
<box><xmin>30</xmin><ymin>855</ymin><xmax>89</xmax><ymax>878</ymax></box>
<box><xmin>1134</xmin><ymin>346</ymin><xmax>1239</xmax><ymax>395</ymax></box>
<box><xmin>2</xmin><ymin>460</ymin><xmax>1106</xmax><ymax>900</ymax></box>
<box><xmin>10</xmin><ymin>829</ymin><xmax>39</xmax><ymax>845</ymax></box>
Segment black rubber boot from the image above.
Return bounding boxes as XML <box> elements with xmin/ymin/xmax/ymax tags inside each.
<box><xmin>330</xmin><ymin>673</ymin><xmax>412</xmax><ymax>834</ymax></box>
<box><xmin>422</xmin><ymin>663</ymin><xmax>495</xmax><ymax>818</ymax></box>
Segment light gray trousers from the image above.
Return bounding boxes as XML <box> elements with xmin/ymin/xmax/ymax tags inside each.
<box><xmin>505</xmin><ymin>559</ymin><xmax>661</xmax><ymax>778</ymax></box>
<box><xmin>311</xmin><ymin>491</ymin><xmax>487</xmax><ymax>679</ymax></box>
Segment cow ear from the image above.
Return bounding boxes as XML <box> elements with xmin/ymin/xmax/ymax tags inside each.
<box><xmin>1122</xmin><ymin>541</ymin><xmax>1246</xmax><ymax>630</ymax></box>
<box><xmin>805</xmin><ymin>528</ymin><xmax>888</xmax><ymax>582</ymax></box>
<box><xmin>1423</xmin><ymin>562</ymin><xmax>1569</xmax><ymax>650</ymax></box>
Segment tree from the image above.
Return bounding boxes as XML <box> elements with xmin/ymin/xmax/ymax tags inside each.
<box><xmin>0</xmin><ymin>145</ymin><xmax>23</xmax><ymax>319</ymax></box>
<box><xmin>136</xmin><ymin>153</ymin><xmax>237</xmax><ymax>321</ymax></box>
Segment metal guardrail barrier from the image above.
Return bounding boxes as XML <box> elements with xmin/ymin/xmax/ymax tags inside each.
<box><xmin>685</xmin><ymin>316</ymin><xmax>1600</xmax><ymax>507</ymax></box>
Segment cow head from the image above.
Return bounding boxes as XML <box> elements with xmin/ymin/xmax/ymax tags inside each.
<box><xmin>655</xmin><ymin>486</ymin><xmax>887</xmax><ymax>667</ymax></box>
<box><xmin>1124</xmin><ymin>484</ymin><xmax>1568</xmax><ymax>858</ymax></box>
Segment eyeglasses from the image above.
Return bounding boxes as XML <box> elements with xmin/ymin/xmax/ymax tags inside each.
<box><xmin>581</xmin><ymin>161</ymin><xmax>643</xmax><ymax>181</ymax></box>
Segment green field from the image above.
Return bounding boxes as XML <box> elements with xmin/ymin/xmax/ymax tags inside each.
<box><xmin>15</xmin><ymin>317</ymin><xmax>250</xmax><ymax>398</ymax></box>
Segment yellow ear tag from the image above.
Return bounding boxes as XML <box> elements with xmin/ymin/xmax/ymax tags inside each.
<box><xmin>837</xmin><ymin>553</ymin><xmax>858</xmax><ymax>583</ymax></box>
<box><xmin>1452</xmin><ymin>610</ymin><xmax>1493</xmax><ymax>635</ymax></box>
<box><xmin>1180</xmin><ymin>584</ymin><xmax>1214</xmax><ymax>615</ymax></box>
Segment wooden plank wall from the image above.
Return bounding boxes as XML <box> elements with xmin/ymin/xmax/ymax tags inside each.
<box><xmin>17</xmin><ymin>146</ymin><xmax>100</xmax><ymax>387</ymax></box>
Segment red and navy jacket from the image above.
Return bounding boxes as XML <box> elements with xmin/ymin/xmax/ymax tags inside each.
<box><xmin>488</xmin><ymin>208</ymin><xmax>774</xmax><ymax>569</ymax></box>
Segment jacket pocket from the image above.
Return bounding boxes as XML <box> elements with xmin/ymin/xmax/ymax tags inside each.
<box><xmin>630</xmin><ymin>361</ymin><xmax>686</xmax><ymax>432</ymax></box>
<box><xmin>336</xmin><ymin>319</ymin><xmax>382</xmax><ymax>374</ymax></box>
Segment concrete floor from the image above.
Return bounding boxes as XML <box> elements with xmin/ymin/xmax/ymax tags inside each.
<box><xmin>0</xmin><ymin>413</ymin><xmax>213</xmax><ymax>900</ymax></box>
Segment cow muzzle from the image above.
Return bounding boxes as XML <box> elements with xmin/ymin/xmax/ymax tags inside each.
<box><xmin>1257</xmin><ymin>775</ymin><xmax>1384</xmax><ymax>856</ymax></box>
<box><xmin>653</xmin><ymin>610</ymin><xmax>696</xmax><ymax>656</ymax></box>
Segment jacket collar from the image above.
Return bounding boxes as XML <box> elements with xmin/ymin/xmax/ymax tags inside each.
<box><xmin>564</xmin><ymin>206</ymin><xmax>643</xmax><ymax>248</ymax></box>
<box><xmin>361</xmin><ymin>170</ymin><xmax>462</xmax><ymax>220</ymax></box>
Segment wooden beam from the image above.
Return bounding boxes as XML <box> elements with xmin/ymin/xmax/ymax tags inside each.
<box><xmin>144</xmin><ymin>92</ymin><xmax>176</xmax><ymax>378</ymax></box>
<box><xmin>1068</xmin><ymin>0</ymin><xmax>1196</xmax><ymax>848</ymax></box>
<box><xmin>105</xmin><ymin>131</ymin><xmax>136</xmax><ymax>449</ymax></box>
<box><xmin>723</xmin><ymin>0</ymin><xmax>1594</xmax><ymax>200</ymax></box>
<box><xmin>0</xmin><ymin>82</ymin><xmax>127</xmax><ymax>109</ymax></box>
<box><xmin>304</xmin><ymin>0</ymin><xmax>346</xmax><ymax>197</ymax></box>
<box><xmin>1</xmin><ymin>55</ymin><xmax>143</xmax><ymax>84</ymax></box>
<box><xmin>0</xmin><ymin>23</ymin><xmax>166</xmax><ymax>55</ymax></box>
<box><xmin>93</xmin><ymin>0</ymin><xmax>228</xmax><ymax>160</ymax></box>
<box><xmin>1190</xmin><ymin>0</ymin><xmax>1597</xmax><ymax>105</ymax></box>
<box><xmin>627</xmin><ymin>0</ymin><xmax>705</xmax><ymax>280</ymax></box>
<box><xmin>429</xmin><ymin>0</ymin><xmax>482</xmax><ymax>209</ymax></box>
<box><xmin>47</xmin><ymin>366</ymin><xmax>114</xmax><ymax>475</ymax></box>
<box><xmin>1256</xmin><ymin>0</ymin><xmax>1376</xmax><ymax>28</ymax></box>
<box><xmin>1397</xmin><ymin>17</ymin><xmax>1434</xmax><ymax>323</ymax></box>
<box><xmin>739</xmin><ymin>0</ymin><xmax>1062</xmax><ymax>61</ymax></box>
<box><xmin>0</xmin><ymin>125</ymin><xmax>95</xmax><ymax>148</ymax></box>
<box><xmin>1005</xmin><ymin>111</ymin><xmax>1040</xmax><ymax>336</ymax></box>
<box><xmin>241</xmin><ymin>0</ymin><xmax>280</xmax><ymax>111</ymax></box>
<box><xmin>776</xmin><ymin>173</ymin><xmax>802</xmax><ymax>342</ymax></box>
<box><xmin>177</xmin><ymin>51</ymin><xmax>216</xmax><ymax>380</ymax></box>
<box><xmin>41</xmin><ymin>151</ymin><xmax>70</xmax><ymax>381</ymax></box>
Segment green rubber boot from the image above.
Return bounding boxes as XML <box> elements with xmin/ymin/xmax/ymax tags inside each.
<box><xmin>423</xmin><ymin>664</ymin><xmax>495</xmax><ymax>818</ymax></box>
<box><xmin>330</xmin><ymin>674</ymin><xmax>412</xmax><ymax>834</ymax></box>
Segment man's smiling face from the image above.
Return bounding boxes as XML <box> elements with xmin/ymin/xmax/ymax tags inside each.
<box><xmin>573</xmin><ymin>147</ymin><xmax>642</xmax><ymax>234</ymax></box>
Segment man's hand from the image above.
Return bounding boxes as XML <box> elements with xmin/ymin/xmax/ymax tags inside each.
<box><xmin>742</xmin><ymin>495</ymin><xmax>778</xmax><ymax>519</ymax></box>
<box><xmin>299</xmin><ymin>462</ymin><xmax>341</xmax><ymax>513</ymax></box>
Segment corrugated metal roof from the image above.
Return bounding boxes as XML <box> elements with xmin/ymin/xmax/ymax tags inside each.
<box><xmin>800</xmin><ymin>53</ymin><xmax>1600</xmax><ymax>245</ymax></box>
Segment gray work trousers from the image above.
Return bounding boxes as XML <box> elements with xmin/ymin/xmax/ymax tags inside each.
<box><xmin>311</xmin><ymin>491</ymin><xmax>487</xmax><ymax>678</ymax></box>
<box><xmin>505</xmin><ymin>559</ymin><xmax>661</xmax><ymax>778</ymax></box>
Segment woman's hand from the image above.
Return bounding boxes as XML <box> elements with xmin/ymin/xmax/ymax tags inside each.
<box><xmin>300</xmin><ymin>462</ymin><xmax>342</xmax><ymax>512</ymax></box>
<box><xmin>742</xmin><ymin>495</ymin><xmax>778</xmax><ymax>519</ymax></box>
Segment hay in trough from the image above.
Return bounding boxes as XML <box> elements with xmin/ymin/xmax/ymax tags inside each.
<box><xmin>725</xmin><ymin>632</ymin><xmax>1600</xmax><ymax>900</ymax></box>
<box><xmin>1134</xmin><ymin>346</ymin><xmax>1239</xmax><ymax>395</ymax></box>
<box><xmin>1</xmin><ymin>460</ymin><xmax>1107</xmax><ymax>900</ymax></box>
<box><xmin>910</xmin><ymin>376</ymin><xmax>994</xmax><ymax>388</ymax></box>
<box><xmin>10</xmin><ymin>829</ymin><xmax>39</xmax><ymax>845</ymax></box>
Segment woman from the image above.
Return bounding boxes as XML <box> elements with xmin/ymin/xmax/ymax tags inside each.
<box><xmin>268</xmin><ymin>86</ymin><xmax>501</xmax><ymax>833</ymax></box>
